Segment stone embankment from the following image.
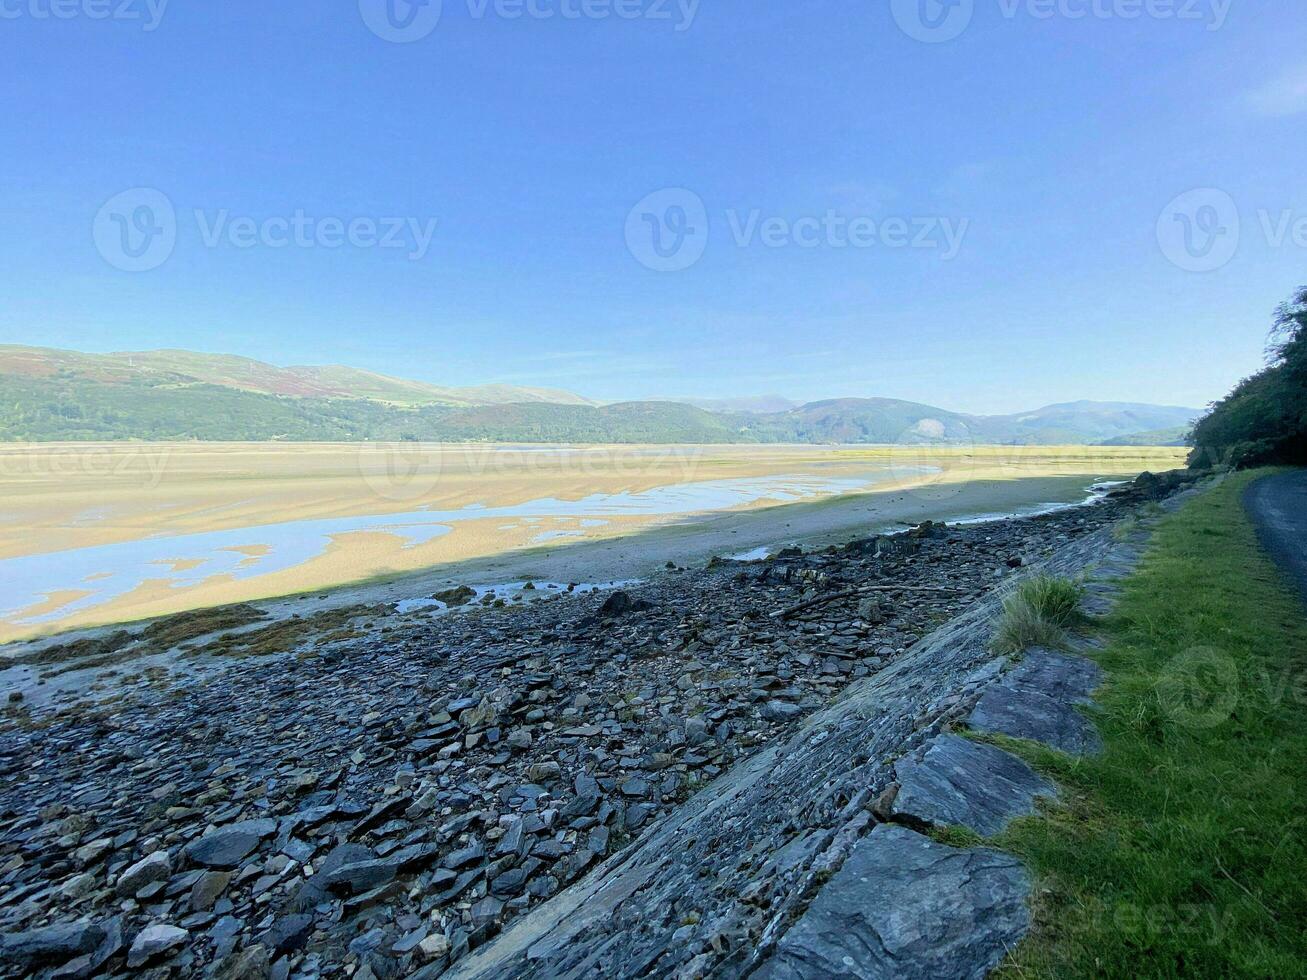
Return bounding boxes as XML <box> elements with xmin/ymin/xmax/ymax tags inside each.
<box><xmin>451</xmin><ymin>480</ymin><xmax>1203</xmax><ymax>980</ymax></box>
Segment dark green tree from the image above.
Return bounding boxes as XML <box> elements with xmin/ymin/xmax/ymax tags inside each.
<box><xmin>1190</xmin><ymin>285</ymin><xmax>1307</xmax><ymax>468</ymax></box>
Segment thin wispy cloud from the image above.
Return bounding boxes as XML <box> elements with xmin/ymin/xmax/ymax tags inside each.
<box><xmin>1247</xmin><ymin>66</ymin><xmax>1307</xmax><ymax>117</ymax></box>
<box><xmin>824</xmin><ymin>181</ymin><xmax>898</xmax><ymax>213</ymax></box>
<box><xmin>934</xmin><ymin>161</ymin><xmax>999</xmax><ymax>201</ymax></box>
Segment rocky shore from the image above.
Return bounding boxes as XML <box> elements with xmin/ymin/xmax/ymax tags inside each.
<box><xmin>0</xmin><ymin>476</ymin><xmax>1191</xmax><ymax>979</ymax></box>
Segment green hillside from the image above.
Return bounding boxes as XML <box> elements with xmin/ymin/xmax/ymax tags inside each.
<box><xmin>0</xmin><ymin>375</ymin><xmax>737</xmax><ymax>443</ymax></box>
<box><xmin>1098</xmin><ymin>426</ymin><xmax>1192</xmax><ymax>447</ymax></box>
<box><xmin>0</xmin><ymin>375</ymin><xmax>444</xmax><ymax>442</ymax></box>
<box><xmin>739</xmin><ymin>398</ymin><xmax>975</xmax><ymax>444</ymax></box>
<box><xmin>0</xmin><ymin>344</ymin><xmax>1201</xmax><ymax>445</ymax></box>
<box><xmin>430</xmin><ymin>401</ymin><xmax>743</xmax><ymax>443</ymax></box>
<box><xmin>0</xmin><ymin>345</ymin><xmax>593</xmax><ymax>409</ymax></box>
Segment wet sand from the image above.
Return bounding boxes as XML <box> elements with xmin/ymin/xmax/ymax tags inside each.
<box><xmin>0</xmin><ymin>442</ymin><xmax>1186</xmax><ymax>641</ymax></box>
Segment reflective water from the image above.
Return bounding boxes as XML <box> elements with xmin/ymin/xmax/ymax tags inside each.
<box><xmin>1</xmin><ymin>469</ymin><xmax>905</xmax><ymax>625</ymax></box>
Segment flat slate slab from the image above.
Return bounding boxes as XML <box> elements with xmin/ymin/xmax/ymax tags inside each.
<box><xmin>967</xmin><ymin>668</ymin><xmax>1101</xmax><ymax>756</ymax></box>
<box><xmin>758</xmin><ymin>824</ymin><xmax>1029</xmax><ymax>980</ymax></box>
<box><xmin>1000</xmin><ymin>648</ymin><xmax>1102</xmax><ymax>705</ymax></box>
<box><xmin>892</xmin><ymin>734</ymin><xmax>1055</xmax><ymax>836</ymax></box>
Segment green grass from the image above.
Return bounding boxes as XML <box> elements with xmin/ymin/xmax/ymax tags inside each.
<box><xmin>1112</xmin><ymin>515</ymin><xmax>1140</xmax><ymax>542</ymax></box>
<box><xmin>994</xmin><ymin>470</ymin><xmax>1307</xmax><ymax>978</ymax></box>
<box><xmin>992</xmin><ymin>574</ymin><xmax>1085</xmax><ymax>654</ymax></box>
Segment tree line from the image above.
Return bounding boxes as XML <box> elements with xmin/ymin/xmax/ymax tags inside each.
<box><xmin>1190</xmin><ymin>284</ymin><xmax>1307</xmax><ymax>468</ymax></box>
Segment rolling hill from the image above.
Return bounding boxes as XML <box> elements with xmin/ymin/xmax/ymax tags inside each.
<box><xmin>0</xmin><ymin>345</ymin><xmax>1199</xmax><ymax>445</ymax></box>
<box><xmin>0</xmin><ymin>346</ymin><xmax>594</xmax><ymax>408</ymax></box>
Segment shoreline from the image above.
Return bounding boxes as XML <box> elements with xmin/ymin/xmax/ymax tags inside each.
<box><xmin>0</xmin><ymin>443</ymin><xmax>1186</xmax><ymax>644</ymax></box>
<box><xmin>6</xmin><ymin>471</ymin><xmax>1125</xmax><ymax>651</ymax></box>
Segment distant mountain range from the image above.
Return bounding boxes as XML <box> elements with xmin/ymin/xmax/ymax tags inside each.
<box><xmin>0</xmin><ymin>345</ymin><xmax>1200</xmax><ymax>446</ymax></box>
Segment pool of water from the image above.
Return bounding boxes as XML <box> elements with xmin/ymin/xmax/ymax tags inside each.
<box><xmin>1</xmin><ymin>469</ymin><xmax>908</xmax><ymax>626</ymax></box>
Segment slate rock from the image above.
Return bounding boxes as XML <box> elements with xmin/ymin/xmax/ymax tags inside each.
<box><xmin>967</xmin><ymin>684</ymin><xmax>1101</xmax><ymax>755</ymax></box>
<box><xmin>47</xmin><ymin>917</ymin><xmax>124</xmax><ymax>980</ymax></box>
<box><xmin>185</xmin><ymin>819</ymin><xmax>277</xmax><ymax>868</ymax></box>
<box><xmin>760</xmin><ymin>701</ymin><xmax>802</xmax><ymax>722</ymax></box>
<box><xmin>759</xmin><ymin>825</ymin><xmax>1029</xmax><ymax>979</ymax></box>
<box><xmin>1002</xmin><ymin>648</ymin><xmax>1103</xmax><ymax>705</ymax></box>
<box><xmin>259</xmin><ymin>913</ymin><xmax>314</xmax><ymax>955</ymax></box>
<box><xmin>442</xmin><ymin>841</ymin><xmax>485</xmax><ymax>870</ymax></box>
<box><xmin>213</xmin><ymin>943</ymin><xmax>271</xmax><ymax>980</ymax></box>
<box><xmin>892</xmin><ymin>734</ymin><xmax>1055</xmax><ymax>836</ymax></box>
<box><xmin>321</xmin><ymin>859</ymin><xmax>398</xmax><ymax>896</ymax></box>
<box><xmin>0</xmin><ymin>920</ymin><xmax>106</xmax><ymax>968</ymax></box>
<box><xmin>126</xmin><ymin>924</ymin><xmax>189</xmax><ymax>968</ymax></box>
<box><xmin>115</xmin><ymin>849</ymin><xmax>172</xmax><ymax>897</ymax></box>
<box><xmin>190</xmin><ymin>870</ymin><xmax>233</xmax><ymax>912</ymax></box>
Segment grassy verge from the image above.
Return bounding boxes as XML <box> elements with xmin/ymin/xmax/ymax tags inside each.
<box><xmin>994</xmin><ymin>470</ymin><xmax>1307</xmax><ymax>978</ymax></box>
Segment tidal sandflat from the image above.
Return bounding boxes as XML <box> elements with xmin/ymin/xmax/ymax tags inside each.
<box><xmin>0</xmin><ymin>442</ymin><xmax>1185</xmax><ymax>641</ymax></box>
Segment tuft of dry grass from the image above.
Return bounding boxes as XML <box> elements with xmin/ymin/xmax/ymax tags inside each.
<box><xmin>991</xmin><ymin>575</ymin><xmax>1084</xmax><ymax>654</ymax></box>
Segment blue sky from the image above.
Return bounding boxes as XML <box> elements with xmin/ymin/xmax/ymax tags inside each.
<box><xmin>2</xmin><ymin>0</ymin><xmax>1305</xmax><ymax>413</ymax></box>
